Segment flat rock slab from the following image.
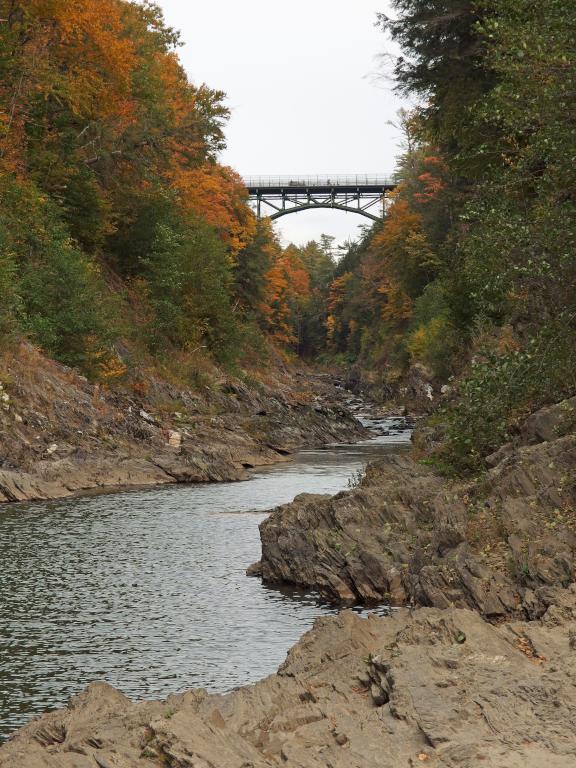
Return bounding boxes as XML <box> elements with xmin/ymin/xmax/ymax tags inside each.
<box><xmin>2</xmin><ymin>591</ymin><xmax>576</xmax><ymax>767</ymax></box>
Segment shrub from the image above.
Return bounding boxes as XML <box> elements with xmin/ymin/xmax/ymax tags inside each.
<box><xmin>21</xmin><ymin>240</ymin><xmax>117</xmax><ymax>376</ymax></box>
<box><xmin>0</xmin><ymin>239</ymin><xmax>22</xmax><ymax>345</ymax></box>
<box><xmin>442</xmin><ymin>316</ymin><xmax>576</xmax><ymax>474</ymax></box>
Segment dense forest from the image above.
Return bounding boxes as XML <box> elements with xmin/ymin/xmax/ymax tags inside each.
<box><xmin>0</xmin><ymin>0</ymin><xmax>574</xmax><ymax>474</ymax></box>
<box><xmin>323</xmin><ymin>0</ymin><xmax>576</xmax><ymax>472</ymax></box>
<box><xmin>0</xmin><ymin>0</ymin><xmax>333</xmax><ymax>378</ymax></box>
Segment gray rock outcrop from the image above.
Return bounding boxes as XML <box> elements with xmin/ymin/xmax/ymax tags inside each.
<box><xmin>251</xmin><ymin>399</ymin><xmax>576</xmax><ymax>619</ymax></box>
<box><xmin>0</xmin><ymin>345</ymin><xmax>366</xmax><ymax>504</ymax></box>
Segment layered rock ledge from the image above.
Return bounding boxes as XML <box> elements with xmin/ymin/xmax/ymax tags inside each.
<box><xmin>251</xmin><ymin>398</ymin><xmax>576</xmax><ymax>619</ymax></box>
<box><xmin>0</xmin><ymin>344</ymin><xmax>366</xmax><ymax>504</ymax></box>
<box><xmin>2</xmin><ymin>592</ymin><xmax>576</xmax><ymax>767</ymax></box>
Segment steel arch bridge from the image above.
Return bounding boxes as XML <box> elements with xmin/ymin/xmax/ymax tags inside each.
<box><xmin>244</xmin><ymin>175</ymin><xmax>396</xmax><ymax>222</ymax></box>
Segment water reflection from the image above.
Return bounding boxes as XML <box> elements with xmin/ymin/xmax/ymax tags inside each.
<box><xmin>0</xmin><ymin>419</ymin><xmax>410</xmax><ymax>740</ymax></box>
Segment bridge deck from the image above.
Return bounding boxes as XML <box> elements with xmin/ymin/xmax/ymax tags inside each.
<box><xmin>244</xmin><ymin>175</ymin><xmax>395</xmax><ymax>195</ymax></box>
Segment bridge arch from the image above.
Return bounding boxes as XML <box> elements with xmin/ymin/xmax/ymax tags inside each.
<box><xmin>269</xmin><ymin>202</ymin><xmax>381</xmax><ymax>222</ymax></box>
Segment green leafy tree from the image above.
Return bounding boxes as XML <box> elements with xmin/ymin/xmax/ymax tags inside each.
<box><xmin>141</xmin><ymin>213</ymin><xmax>239</xmax><ymax>365</ymax></box>
<box><xmin>233</xmin><ymin>219</ymin><xmax>275</xmax><ymax>318</ymax></box>
<box><xmin>0</xmin><ymin>178</ymin><xmax>117</xmax><ymax>375</ymax></box>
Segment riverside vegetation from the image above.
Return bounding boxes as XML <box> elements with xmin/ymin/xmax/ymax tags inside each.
<box><xmin>0</xmin><ymin>0</ymin><xmax>366</xmax><ymax>499</ymax></box>
<box><xmin>325</xmin><ymin>0</ymin><xmax>576</xmax><ymax>474</ymax></box>
<box><xmin>1</xmin><ymin>1</ymin><xmax>574</xmax><ymax>477</ymax></box>
<box><xmin>1</xmin><ymin>1</ymin><xmax>576</xmax><ymax>766</ymax></box>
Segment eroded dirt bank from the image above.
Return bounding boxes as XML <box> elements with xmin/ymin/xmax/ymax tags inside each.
<box><xmin>2</xmin><ymin>591</ymin><xmax>576</xmax><ymax>767</ymax></box>
<box><xmin>0</xmin><ymin>344</ymin><xmax>366</xmax><ymax>504</ymax></box>
<box><xmin>251</xmin><ymin>397</ymin><xmax>576</xmax><ymax>618</ymax></box>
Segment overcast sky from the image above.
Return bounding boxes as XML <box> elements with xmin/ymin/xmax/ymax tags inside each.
<box><xmin>157</xmin><ymin>1</ymin><xmax>404</xmax><ymax>248</ymax></box>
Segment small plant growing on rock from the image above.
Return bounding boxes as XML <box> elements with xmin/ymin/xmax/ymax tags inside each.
<box><xmin>347</xmin><ymin>469</ymin><xmax>364</xmax><ymax>489</ymax></box>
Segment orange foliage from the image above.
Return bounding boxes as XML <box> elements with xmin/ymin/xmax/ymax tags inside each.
<box><xmin>1</xmin><ymin>0</ymin><xmax>255</xmax><ymax>263</ymax></box>
<box><xmin>27</xmin><ymin>0</ymin><xmax>136</xmax><ymax>121</ymax></box>
<box><xmin>370</xmin><ymin>198</ymin><xmax>421</xmax><ymax>254</ymax></box>
<box><xmin>171</xmin><ymin>163</ymin><xmax>256</xmax><ymax>258</ymax></box>
<box><xmin>0</xmin><ymin>0</ymin><xmax>138</xmax><ymax>177</ymax></box>
<box><xmin>261</xmin><ymin>248</ymin><xmax>311</xmax><ymax>345</ymax></box>
<box><xmin>327</xmin><ymin>272</ymin><xmax>353</xmax><ymax>314</ymax></box>
<box><xmin>414</xmin><ymin>155</ymin><xmax>448</xmax><ymax>204</ymax></box>
<box><xmin>325</xmin><ymin>272</ymin><xmax>353</xmax><ymax>344</ymax></box>
<box><xmin>361</xmin><ymin>198</ymin><xmax>420</xmax><ymax>326</ymax></box>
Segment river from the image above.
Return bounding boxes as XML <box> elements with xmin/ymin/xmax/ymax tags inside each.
<box><xmin>0</xmin><ymin>410</ymin><xmax>411</xmax><ymax>741</ymax></box>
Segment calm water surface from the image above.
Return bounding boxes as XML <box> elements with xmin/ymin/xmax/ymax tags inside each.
<box><xmin>0</xmin><ymin>417</ymin><xmax>411</xmax><ymax>740</ymax></box>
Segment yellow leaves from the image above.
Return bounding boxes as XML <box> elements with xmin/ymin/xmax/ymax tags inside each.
<box><xmin>406</xmin><ymin>326</ymin><xmax>428</xmax><ymax>359</ymax></box>
<box><xmin>97</xmin><ymin>354</ymin><xmax>127</xmax><ymax>383</ymax></box>
<box><xmin>325</xmin><ymin>314</ymin><xmax>337</xmax><ymax>341</ymax></box>
<box><xmin>406</xmin><ymin>317</ymin><xmax>447</xmax><ymax>363</ymax></box>
<box><xmin>376</xmin><ymin>277</ymin><xmax>412</xmax><ymax>324</ymax></box>
<box><xmin>323</xmin><ymin>272</ymin><xmax>354</xmax><ymax>347</ymax></box>
<box><xmin>31</xmin><ymin>0</ymin><xmax>138</xmax><ymax>120</ymax></box>
<box><xmin>371</xmin><ymin>198</ymin><xmax>422</xmax><ymax>254</ymax></box>
<box><xmin>405</xmin><ymin>230</ymin><xmax>440</xmax><ymax>272</ymax></box>
<box><xmin>355</xmin><ymin>196</ymin><xmax>436</xmax><ymax>334</ymax></box>
<box><xmin>327</xmin><ymin>272</ymin><xmax>352</xmax><ymax>313</ymax></box>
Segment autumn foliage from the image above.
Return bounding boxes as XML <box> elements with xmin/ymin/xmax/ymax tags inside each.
<box><xmin>261</xmin><ymin>246</ymin><xmax>311</xmax><ymax>346</ymax></box>
<box><xmin>172</xmin><ymin>163</ymin><xmax>255</xmax><ymax>258</ymax></box>
<box><xmin>0</xmin><ymin>0</ymin><xmax>261</xmax><ymax>373</ymax></box>
<box><xmin>326</xmin><ymin>0</ymin><xmax>576</xmax><ymax>472</ymax></box>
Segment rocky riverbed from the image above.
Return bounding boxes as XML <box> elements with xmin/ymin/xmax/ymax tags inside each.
<box><xmin>0</xmin><ymin>344</ymin><xmax>366</xmax><ymax>504</ymax></box>
<box><xmin>1</xmin><ymin>368</ymin><xmax>575</xmax><ymax>767</ymax></box>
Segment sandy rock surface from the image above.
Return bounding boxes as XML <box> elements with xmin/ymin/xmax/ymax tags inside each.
<box><xmin>2</xmin><ymin>592</ymin><xmax>576</xmax><ymax>767</ymax></box>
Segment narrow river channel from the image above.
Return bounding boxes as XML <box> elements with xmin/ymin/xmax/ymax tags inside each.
<box><xmin>0</xmin><ymin>412</ymin><xmax>411</xmax><ymax>741</ymax></box>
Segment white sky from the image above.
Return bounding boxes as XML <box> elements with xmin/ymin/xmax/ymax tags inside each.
<box><xmin>157</xmin><ymin>1</ymin><xmax>404</xmax><ymax>248</ymax></box>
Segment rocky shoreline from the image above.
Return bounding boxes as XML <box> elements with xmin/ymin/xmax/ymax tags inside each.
<box><xmin>2</xmin><ymin>364</ymin><xmax>575</xmax><ymax>766</ymax></box>
<box><xmin>250</xmin><ymin>397</ymin><xmax>576</xmax><ymax>620</ymax></box>
<box><xmin>2</xmin><ymin>591</ymin><xmax>576</xmax><ymax>767</ymax></box>
<box><xmin>0</xmin><ymin>344</ymin><xmax>367</xmax><ymax>505</ymax></box>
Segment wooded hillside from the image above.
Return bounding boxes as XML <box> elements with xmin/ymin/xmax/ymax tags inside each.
<box><xmin>0</xmin><ymin>0</ymin><xmax>328</xmax><ymax>381</ymax></box>
<box><xmin>322</xmin><ymin>0</ymin><xmax>576</xmax><ymax>472</ymax></box>
<box><xmin>1</xmin><ymin>0</ymin><xmax>574</xmax><ymax>475</ymax></box>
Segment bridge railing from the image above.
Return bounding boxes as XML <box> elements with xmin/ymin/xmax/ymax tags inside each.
<box><xmin>244</xmin><ymin>175</ymin><xmax>395</xmax><ymax>188</ymax></box>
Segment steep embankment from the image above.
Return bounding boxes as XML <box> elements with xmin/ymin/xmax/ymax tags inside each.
<box><xmin>2</xmin><ymin>592</ymin><xmax>576</xmax><ymax>767</ymax></box>
<box><xmin>250</xmin><ymin>398</ymin><xmax>576</xmax><ymax>619</ymax></box>
<box><xmin>0</xmin><ymin>344</ymin><xmax>366</xmax><ymax>504</ymax></box>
